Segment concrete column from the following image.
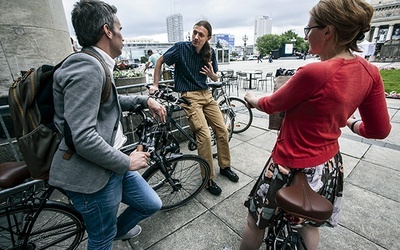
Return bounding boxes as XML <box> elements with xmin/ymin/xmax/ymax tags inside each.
<box><xmin>0</xmin><ymin>0</ymin><xmax>72</xmax><ymax>98</ymax></box>
<box><xmin>372</xmin><ymin>26</ymin><xmax>380</xmax><ymax>43</ymax></box>
<box><xmin>387</xmin><ymin>25</ymin><xmax>394</xmax><ymax>41</ymax></box>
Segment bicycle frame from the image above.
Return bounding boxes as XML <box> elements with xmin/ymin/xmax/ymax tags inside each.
<box><xmin>121</xmin><ymin>105</ymin><xmax>210</xmax><ymax>210</ymax></box>
<box><xmin>122</xmin><ymin>105</ymin><xmax>189</xmax><ymax>190</ymax></box>
<box><xmin>165</xmin><ymin>104</ymin><xmax>197</xmax><ymax>149</ymax></box>
<box><xmin>211</xmin><ymin>82</ymin><xmax>236</xmax><ymax>119</ymax></box>
<box><xmin>265</xmin><ymin>209</ymin><xmax>307</xmax><ymax>250</ymax></box>
<box><xmin>0</xmin><ymin>180</ymin><xmax>58</xmax><ymax>248</ymax></box>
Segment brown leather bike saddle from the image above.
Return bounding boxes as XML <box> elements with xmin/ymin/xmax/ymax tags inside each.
<box><xmin>0</xmin><ymin>162</ymin><xmax>30</xmax><ymax>189</ymax></box>
<box><xmin>275</xmin><ymin>171</ymin><xmax>333</xmax><ymax>222</ymax></box>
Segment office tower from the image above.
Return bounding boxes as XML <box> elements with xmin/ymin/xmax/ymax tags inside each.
<box><xmin>254</xmin><ymin>16</ymin><xmax>272</xmax><ymax>44</ymax></box>
<box><xmin>166</xmin><ymin>14</ymin><xmax>184</xmax><ymax>42</ymax></box>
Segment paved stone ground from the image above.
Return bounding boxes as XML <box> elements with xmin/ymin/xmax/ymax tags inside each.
<box><xmin>77</xmin><ymin>57</ymin><xmax>400</xmax><ymax>249</ymax></box>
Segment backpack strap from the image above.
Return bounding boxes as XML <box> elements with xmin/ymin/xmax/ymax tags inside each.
<box><xmin>61</xmin><ymin>50</ymin><xmax>112</xmax><ymax>161</ymax></box>
<box><xmin>80</xmin><ymin>50</ymin><xmax>112</xmax><ymax>103</ymax></box>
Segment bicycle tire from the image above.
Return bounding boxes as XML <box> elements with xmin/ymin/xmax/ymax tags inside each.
<box><xmin>0</xmin><ymin>201</ymin><xmax>85</xmax><ymax>250</ymax></box>
<box><xmin>142</xmin><ymin>154</ymin><xmax>210</xmax><ymax>211</ymax></box>
<box><xmin>219</xmin><ymin>97</ymin><xmax>253</xmax><ymax>134</ymax></box>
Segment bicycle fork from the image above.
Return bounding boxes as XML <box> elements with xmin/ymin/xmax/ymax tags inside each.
<box><xmin>151</xmin><ymin>153</ymin><xmax>182</xmax><ymax>192</ymax></box>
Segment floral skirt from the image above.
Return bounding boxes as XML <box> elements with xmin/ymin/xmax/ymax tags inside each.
<box><xmin>244</xmin><ymin>152</ymin><xmax>343</xmax><ymax>229</ymax></box>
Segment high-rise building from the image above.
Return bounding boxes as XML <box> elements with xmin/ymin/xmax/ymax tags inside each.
<box><xmin>254</xmin><ymin>16</ymin><xmax>272</xmax><ymax>44</ymax></box>
<box><xmin>166</xmin><ymin>14</ymin><xmax>184</xmax><ymax>43</ymax></box>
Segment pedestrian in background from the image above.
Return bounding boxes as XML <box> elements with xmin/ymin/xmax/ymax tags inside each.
<box><xmin>257</xmin><ymin>54</ymin><xmax>263</xmax><ymax>63</ymax></box>
<box><xmin>240</xmin><ymin>0</ymin><xmax>391</xmax><ymax>249</ymax></box>
<box><xmin>144</xmin><ymin>49</ymin><xmax>161</xmax><ymax>72</ymax></box>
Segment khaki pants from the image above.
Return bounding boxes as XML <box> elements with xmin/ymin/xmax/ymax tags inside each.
<box><xmin>181</xmin><ymin>90</ymin><xmax>231</xmax><ymax>179</ymax></box>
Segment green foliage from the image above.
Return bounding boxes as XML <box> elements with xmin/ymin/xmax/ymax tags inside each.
<box><xmin>255</xmin><ymin>34</ymin><xmax>282</xmax><ymax>56</ymax></box>
<box><xmin>255</xmin><ymin>30</ymin><xmax>309</xmax><ymax>56</ymax></box>
<box><xmin>113</xmin><ymin>69</ymin><xmax>144</xmax><ymax>78</ymax></box>
<box><xmin>380</xmin><ymin>68</ymin><xmax>400</xmax><ymax>93</ymax></box>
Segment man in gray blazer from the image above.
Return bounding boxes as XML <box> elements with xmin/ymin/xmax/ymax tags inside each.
<box><xmin>49</xmin><ymin>1</ymin><xmax>166</xmax><ymax>249</ymax></box>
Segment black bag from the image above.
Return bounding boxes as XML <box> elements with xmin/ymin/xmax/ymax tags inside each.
<box><xmin>8</xmin><ymin>50</ymin><xmax>111</xmax><ymax>179</ymax></box>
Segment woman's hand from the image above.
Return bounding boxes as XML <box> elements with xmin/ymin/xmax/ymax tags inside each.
<box><xmin>244</xmin><ymin>92</ymin><xmax>258</xmax><ymax>109</ymax></box>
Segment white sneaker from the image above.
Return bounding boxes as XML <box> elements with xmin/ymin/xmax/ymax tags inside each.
<box><xmin>114</xmin><ymin>225</ymin><xmax>142</xmax><ymax>241</ymax></box>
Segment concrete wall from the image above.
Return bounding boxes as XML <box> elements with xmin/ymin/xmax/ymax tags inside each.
<box><xmin>0</xmin><ymin>0</ymin><xmax>73</xmax><ymax>99</ymax></box>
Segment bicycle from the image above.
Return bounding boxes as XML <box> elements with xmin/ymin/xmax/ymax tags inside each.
<box><xmin>0</xmin><ymin>162</ymin><xmax>85</xmax><ymax>250</ymax></box>
<box><xmin>209</xmin><ymin>81</ymin><xmax>253</xmax><ymax>134</ymax></box>
<box><xmin>263</xmin><ymin>170</ymin><xmax>333</xmax><ymax>250</ymax></box>
<box><xmin>146</xmin><ymin>84</ymin><xmax>234</xmax><ymax>155</ymax></box>
<box><xmin>120</xmin><ymin>104</ymin><xmax>211</xmax><ymax>211</ymax></box>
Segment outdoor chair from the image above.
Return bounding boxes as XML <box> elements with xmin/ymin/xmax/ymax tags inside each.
<box><xmin>238</xmin><ymin>71</ymin><xmax>251</xmax><ymax>89</ymax></box>
<box><xmin>225</xmin><ymin>69</ymin><xmax>239</xmax><ymax>96</ymax></box>
<box><xmin>257</xmin><ymin>72</ymin><xmax>274</xmax><ymax>91</ymax></box>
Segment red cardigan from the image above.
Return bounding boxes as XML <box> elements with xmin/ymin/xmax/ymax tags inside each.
<box><xmin>258</xmin><ymin>56</ymin><xmax>391</xmax><ymax>168</ymax></box>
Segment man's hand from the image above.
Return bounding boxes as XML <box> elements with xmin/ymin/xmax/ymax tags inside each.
<box><xmin>128</xmin><ymin>150</ymin><xmax>150</xmax><ymax>171</ymax></box>
<box><xmin>148</xmin><ymin>85</ymin><xmax>158</xmax><ymax>95</ymax></box>
<box><xmin>147</xmin><ymin>97</ymin><xmax>166</xmax><ymax>122</ymax></box>
<box><xmin>200</xmin><ymin>62</ymin><xmax>218</xmax><ymax>82</ymax></box>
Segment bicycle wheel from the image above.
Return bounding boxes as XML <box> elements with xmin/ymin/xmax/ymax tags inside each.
<box><xmin>219</xmin><ymin>97</ymin><xmax>253</xmax><ymax>133</ymax></box>
<box><xmin>0</xmin><ymin>201</ymin><xmax>85</xmax><ymax>250</ymax></box>
<box><xmin>142</xmin><ymin>154</ymin><xmax>210</xmax><ymax>210</ymax></box>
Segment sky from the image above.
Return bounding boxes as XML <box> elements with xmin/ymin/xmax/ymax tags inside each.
<box><xmin>61</xmin><ymin>0</ymin><xmax>320</xmax><ymax>46</ymax></box>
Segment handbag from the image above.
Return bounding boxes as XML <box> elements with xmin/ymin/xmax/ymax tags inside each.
<box><xmin>268</xmin><ymin>76</ymin><xmax>292</xmax><ymax>130</ymax></box>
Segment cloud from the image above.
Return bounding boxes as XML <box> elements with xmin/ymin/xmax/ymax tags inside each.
<box><xmin>62</xmin><ymin>0</ymin><xmax>320</xmax><ymax>45</ymax></box>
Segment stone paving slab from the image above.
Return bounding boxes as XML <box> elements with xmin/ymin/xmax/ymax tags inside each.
<box><xmin>338</xmin><ymin>183</ymin><xmax>400</xmax><ymax>249</ymax></box>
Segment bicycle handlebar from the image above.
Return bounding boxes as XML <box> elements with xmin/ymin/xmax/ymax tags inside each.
<box><xmin>149</xmin><ymin>86</ymin><xmax>191</xmax><ymax>106</ymax></box>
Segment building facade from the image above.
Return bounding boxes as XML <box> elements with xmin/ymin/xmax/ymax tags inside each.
<box><xmin>254</xmin><ymin>16</ymin><xmax>272</xmax><ymax>45</ymax></box>
<box><xmin>368</xmin><ymin>0</ymin><xmax>400</xmax><ymax>61</ymax></box>
<box><xmin>166</xmin><ymin>14</ymin><xmax>184</xmax><ymax>43</ymax></box>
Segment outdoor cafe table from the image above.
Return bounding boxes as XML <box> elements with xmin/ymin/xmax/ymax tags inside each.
<box><xmin>241</xmin><ymin>71</ymin><xmax>260</xmax><ymax>89</ymax></box>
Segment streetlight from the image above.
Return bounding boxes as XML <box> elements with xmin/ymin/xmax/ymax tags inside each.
<box><xmin>242</xmin><ymin>34</ymin><xmax>248</xmax><ymax>60</ymax></box>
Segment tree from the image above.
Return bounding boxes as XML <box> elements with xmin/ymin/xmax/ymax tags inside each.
<box><xmin>255</xmin><ymin>34</ymin><xmax>282</xmax><ymax>56</ymax></box>
<box><xmin>255</xmin><ymin>30</ymin><xmax>309</xmax><ymax>57</ymax></box>
<box><xmin>280</xmin><ymin>30</ymin><xmax>308</xmax><ymax>54</ymax></box>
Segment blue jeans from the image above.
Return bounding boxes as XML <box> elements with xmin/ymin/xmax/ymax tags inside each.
<box><xmin>65</xmin><ymin>171</ymin><xmax>162</xmax><ymax>250</ymax></box>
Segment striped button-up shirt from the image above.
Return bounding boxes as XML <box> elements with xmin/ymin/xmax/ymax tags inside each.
<box><xmin>163</xmin><ymin>41</ymin><xmax>218</xmax><ymax>92</ymax></box>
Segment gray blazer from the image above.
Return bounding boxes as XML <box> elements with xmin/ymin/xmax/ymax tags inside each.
<box><xmin>49</xmin><ymin>48</ymin><xmax>148</xmax><ymax>193</ymax></box>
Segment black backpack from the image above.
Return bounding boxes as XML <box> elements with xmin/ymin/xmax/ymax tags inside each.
<box><xmin>8</xmin><ymin>50</ymin><xmax>111</xmax><ymax>179</ymax></box>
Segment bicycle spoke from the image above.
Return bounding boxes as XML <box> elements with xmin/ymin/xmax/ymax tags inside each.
<box><xmin>144</xmin><ymin>155</ymin><xmax>210</xmax><ymax>210</ymax></box>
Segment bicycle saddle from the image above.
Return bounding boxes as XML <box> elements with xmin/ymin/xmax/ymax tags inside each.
<box><xmin>0</xmin><ymin>162</ymin><xmax>30</xmax><ymax>189</ymax></box>
<box><xmin>275</xmin><ymin>171</ymin><xmax>333</xmax><ymax>222</ymax></box>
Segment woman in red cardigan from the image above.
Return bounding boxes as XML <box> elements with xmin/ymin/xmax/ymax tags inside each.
<box><xmin>240</xmin><ymin>0</ymin><xmax>391</xmax><ymax>249</ymax></box>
